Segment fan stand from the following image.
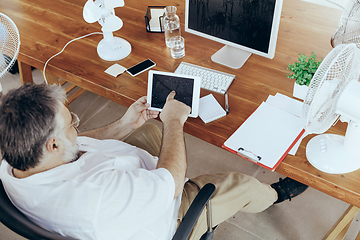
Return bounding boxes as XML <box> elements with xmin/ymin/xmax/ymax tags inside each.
<box><xmin>306</xmin><ymin>120</ymin><xmax>360</xmax><ymax>174</ymax></box>
<box><xmin>97</xmin><ymin>32</ymin><xmax>131</xmax><ymax>61</ymax></box>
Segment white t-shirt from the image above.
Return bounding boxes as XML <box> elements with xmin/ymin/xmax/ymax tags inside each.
<box><xmin>0</xmin><ymin>136</ymin><xmax>181</xmax><ymax>240</ymax></box>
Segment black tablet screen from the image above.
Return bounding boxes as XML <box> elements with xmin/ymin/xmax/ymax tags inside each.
<box><xmin>151</xmin><ymin>73</ymin><xmax>194</xmax><ymax>111</ymax></box>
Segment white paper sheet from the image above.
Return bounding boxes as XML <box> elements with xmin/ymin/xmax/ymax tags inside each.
<box><xmin>105</xmin><ymin>64</ymin><xmax>127</xmax><ymax>77</ymax></box>
<box><xmin>149</xmin><ymin>9</ymin><xmax>164</xmax><ymax>32</ymax></box>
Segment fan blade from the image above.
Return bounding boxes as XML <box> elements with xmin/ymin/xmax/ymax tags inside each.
<box><xmin>83</xmin><ymin>0</ymin><xmax>103</xmax><ymax>23</ymax></box>
<box><xmin>101</xmin><ymin>15</ymin><xmax>123</xmax><ymax>32</ymax></box>
<box><xmin>104</xmin><ymin>0</ymin><xmax>124</xmax><ymax>9</ymax></box>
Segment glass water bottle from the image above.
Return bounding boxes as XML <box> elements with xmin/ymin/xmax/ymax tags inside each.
<box><xmin>163</xmin><ymin>6</ymin><xmax>181</xmax><ymax>48</ymax></box>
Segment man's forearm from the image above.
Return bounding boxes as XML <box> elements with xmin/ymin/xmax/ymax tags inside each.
<box><xmin>157</xmin><ymin>121</ymin><xmax>187</xmax><ymax>199</ymax></box>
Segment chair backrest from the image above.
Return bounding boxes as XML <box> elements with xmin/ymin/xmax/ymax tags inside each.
<box><xmin>0</xmin><ymin>179</ymin><xmax>76</xmax><ymax>240</ymax></box>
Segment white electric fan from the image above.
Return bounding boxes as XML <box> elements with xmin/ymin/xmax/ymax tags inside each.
<box><xmin>83</xmin><ymin>0</ymin><xmax>131</xmax><ymax>61</ymax></box>
<box><xmin>0</xmin><ymin>12</ymin><xmax>20</xmax><ymax>91</ymax></box>
<box><xmin>303</xmin><ymin>43</ymin><xmax>360</xmax><ymax>174</ymax></box>
<box><xmin>331</xmin><ymin>0</ymin><xmax>360</xmax><ymax>48</ymax></box>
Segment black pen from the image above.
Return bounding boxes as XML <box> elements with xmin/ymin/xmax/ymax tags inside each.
<box><xmin>225</xmin><ymin>91</ymin><xmax>229</xmax><ymax>114</ymax></box>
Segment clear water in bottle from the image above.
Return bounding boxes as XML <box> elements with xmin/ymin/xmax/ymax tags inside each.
<box><xmin>163</xmin><ymin>6</ymin><xmax>181</xmax><ymax>48</ymax></box>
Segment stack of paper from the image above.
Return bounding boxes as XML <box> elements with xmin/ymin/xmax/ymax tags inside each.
<box><xmin>222</xmin><ymin>93</ymin><xmax>305</xmax><ymax>171</ymax></box>
<box><xmin>149</xmin><ymin>9</ymin><xmax>165</xmax><ymax>32</ymax></box>
<box><xmin>199</xmin><ymin>94</ymin><xmax>226</xmax><ymax>124</ymax></box>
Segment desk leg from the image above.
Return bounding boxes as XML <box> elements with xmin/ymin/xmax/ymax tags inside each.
<box><xmin>18</xmin><ymin>60</ymin><xmax>33</xmax><ymax>84</ymax></box>
<box><xmin>323</xmin><ymin>205</ymin><xmax>360</xmax><ymax>240</ymax></box>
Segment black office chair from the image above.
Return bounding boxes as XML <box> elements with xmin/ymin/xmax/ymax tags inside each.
<box><xmin>0</xmin><ymin>180</ymin><xmax>216</xmax><ymax>240</ymax></box>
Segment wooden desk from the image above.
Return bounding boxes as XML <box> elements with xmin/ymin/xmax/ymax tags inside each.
<box><xmin>0</xmin><ymin>0</ymin><xmax>359</xmax><ymax>236</ymax></box>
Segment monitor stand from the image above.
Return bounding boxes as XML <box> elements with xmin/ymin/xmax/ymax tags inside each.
<box><xmin>211</xmin><ymin>45</ymin><xmax>252</xmax><ymax>69</ymax></box>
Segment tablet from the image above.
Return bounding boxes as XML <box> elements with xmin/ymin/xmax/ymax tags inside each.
<box><xmin>147</xmin><ymin>70</ymin><xmax>201</xmax><ymax>118</ymax></box>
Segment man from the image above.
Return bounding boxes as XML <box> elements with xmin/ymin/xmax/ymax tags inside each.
<box><xmin>0</xmin><ymin>84</ymin><xmax>307</xmax><ymax>240</ymax></box>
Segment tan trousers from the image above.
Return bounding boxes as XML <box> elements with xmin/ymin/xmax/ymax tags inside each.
<box><xmin>123</xmin><ymin>123</ymin><xmax>277</xmax><ymax>240</ymax></box>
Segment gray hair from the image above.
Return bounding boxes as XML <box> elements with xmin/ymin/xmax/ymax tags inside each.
<box><xmin>0</xmin><ymin>83</ymin><xmax>66</xmax><ymax>171</ymax></box>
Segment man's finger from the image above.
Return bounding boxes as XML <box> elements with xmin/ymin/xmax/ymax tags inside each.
<box><xmin>139</xmin><ymin>96</ymin><xmax>147</xmax><ymax>102</ymax></box>
<box><xmin>166</xmin><ymin>91</ymin><xmax>176</xmax><ymax>101</ymax></box>
<box><xmin>132</xmin><ymin>97</ymin><xmax>150</xmax><ymax>111</ymax></box>
<box><xmin>134</xmin><ymin>96</ymin><xmax>148</xmax><ymax>107</ymax></box>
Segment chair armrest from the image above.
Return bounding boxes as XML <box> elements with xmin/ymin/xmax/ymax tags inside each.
<box><xmin>172</xmin><ymin>183</ymin><xmax>216</xmax><ymax>240</ymax></box>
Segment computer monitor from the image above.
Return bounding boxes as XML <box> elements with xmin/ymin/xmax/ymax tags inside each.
<box><xmin>185</xmin><ymin>0</ymin><xmax>283</xmax><ymax>69</ymax></box>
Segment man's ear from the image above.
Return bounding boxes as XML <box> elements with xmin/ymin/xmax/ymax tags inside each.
<box><xmin>46</xmin><ymin>137</ymin><xmax>58</xmax><ymax>153</ymax></box>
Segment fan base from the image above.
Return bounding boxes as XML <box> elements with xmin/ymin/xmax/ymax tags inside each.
<box><xmin>306</xmin><ymin>134</ymin><xmax>360</xmax><ymax>174</ymax></box>
<box><xmin>97</xmin><ymin>37</ymin><xmax>131</xmax><ymax>61</ymax></box>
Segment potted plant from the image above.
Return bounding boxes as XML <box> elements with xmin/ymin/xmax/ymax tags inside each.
<box><xmin>287</xmin><ymin>52</ymin><xmax>322</xmax><ymax>100</ymax></box>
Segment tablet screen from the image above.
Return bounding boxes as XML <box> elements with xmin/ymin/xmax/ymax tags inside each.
<box><xmin>147</xmin><ymin>70</ymin><xmax>201</xmax><ymax>118</ymax></box>
<box><xmin>151</xmin><ymin>73</ymin><xmax>194</xmax><ymax>109</ymax></box>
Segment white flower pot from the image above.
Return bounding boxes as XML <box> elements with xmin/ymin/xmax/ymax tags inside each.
<box><xmin>293</xmin><ymin>82</ymin><xmax>309</xmax><ymax>100</ymax></box>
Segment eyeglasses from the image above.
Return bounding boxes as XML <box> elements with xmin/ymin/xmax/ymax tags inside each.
<box><xmin>66</xmin><ymin>112</ymin><xmax>80</xmax><ymax>132</ymax></box>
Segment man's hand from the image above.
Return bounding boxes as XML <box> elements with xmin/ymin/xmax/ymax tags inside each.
<box><xmin>122</xmin><ymin>96</ymin><xmax>159</xmax><ymax>130</ymax></box>
<box><xmin>160</xmin><ymin>91</ymin><xmax>191</xmax><ymax>126</ymax></box>
<box><xmin>79</xmin><ymin>96</ymin><xmax>158</xmax><ymax>140</ymax></box>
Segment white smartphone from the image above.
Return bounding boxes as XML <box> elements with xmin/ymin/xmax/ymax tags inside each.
<box><xmin>126</xmin><ymin>59</ymin><xmax>156</xmax><ymax>77</ymax></box>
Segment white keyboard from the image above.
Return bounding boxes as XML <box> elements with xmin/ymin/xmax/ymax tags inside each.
<box><xmin>174</xmin><ymin>62</ymin><xmax>235</xmax><ymax>94</ymax></box>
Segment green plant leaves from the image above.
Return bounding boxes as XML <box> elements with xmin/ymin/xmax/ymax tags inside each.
<box><xmin>287</xmin><ymin>53</ymin><xmax>322</xmax><ymax>86</ymax></box>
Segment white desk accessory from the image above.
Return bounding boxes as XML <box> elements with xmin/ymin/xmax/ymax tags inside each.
<box><xmin>105</xmin><ymin>64</ymin><xmax>127</xmax><ymax>77</ymax></box>
<box><xmin>222</xmin><ymin>93</ymin><xmax>305</xmax><ymax>171</ymax></box>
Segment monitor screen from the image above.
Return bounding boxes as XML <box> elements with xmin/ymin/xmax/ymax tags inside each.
<box><xmin>185</xmin><ymin>0</ymin><xmax>283</xmax><ymax>68</ymax></box>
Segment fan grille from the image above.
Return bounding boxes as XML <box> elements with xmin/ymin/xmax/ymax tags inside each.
<box><xmin>302</xmin><ymin>44</ymin><xmax>360</xmax><ymax>134</ymax></box>
<box><xmin>331</xmin><ymin>0</ymin><xmax>360</xmax><ymax>48</ymax></box>
<box><xmin>0</xmin><ymin>13</ymin><xmax>20</xmax><ymax>78</ymax></box>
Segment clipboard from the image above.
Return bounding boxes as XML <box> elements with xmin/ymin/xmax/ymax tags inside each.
<box><xmin>222</xmin><ymin>101</ymin><xmax>305</xmax><ymax>171</ymax></box>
